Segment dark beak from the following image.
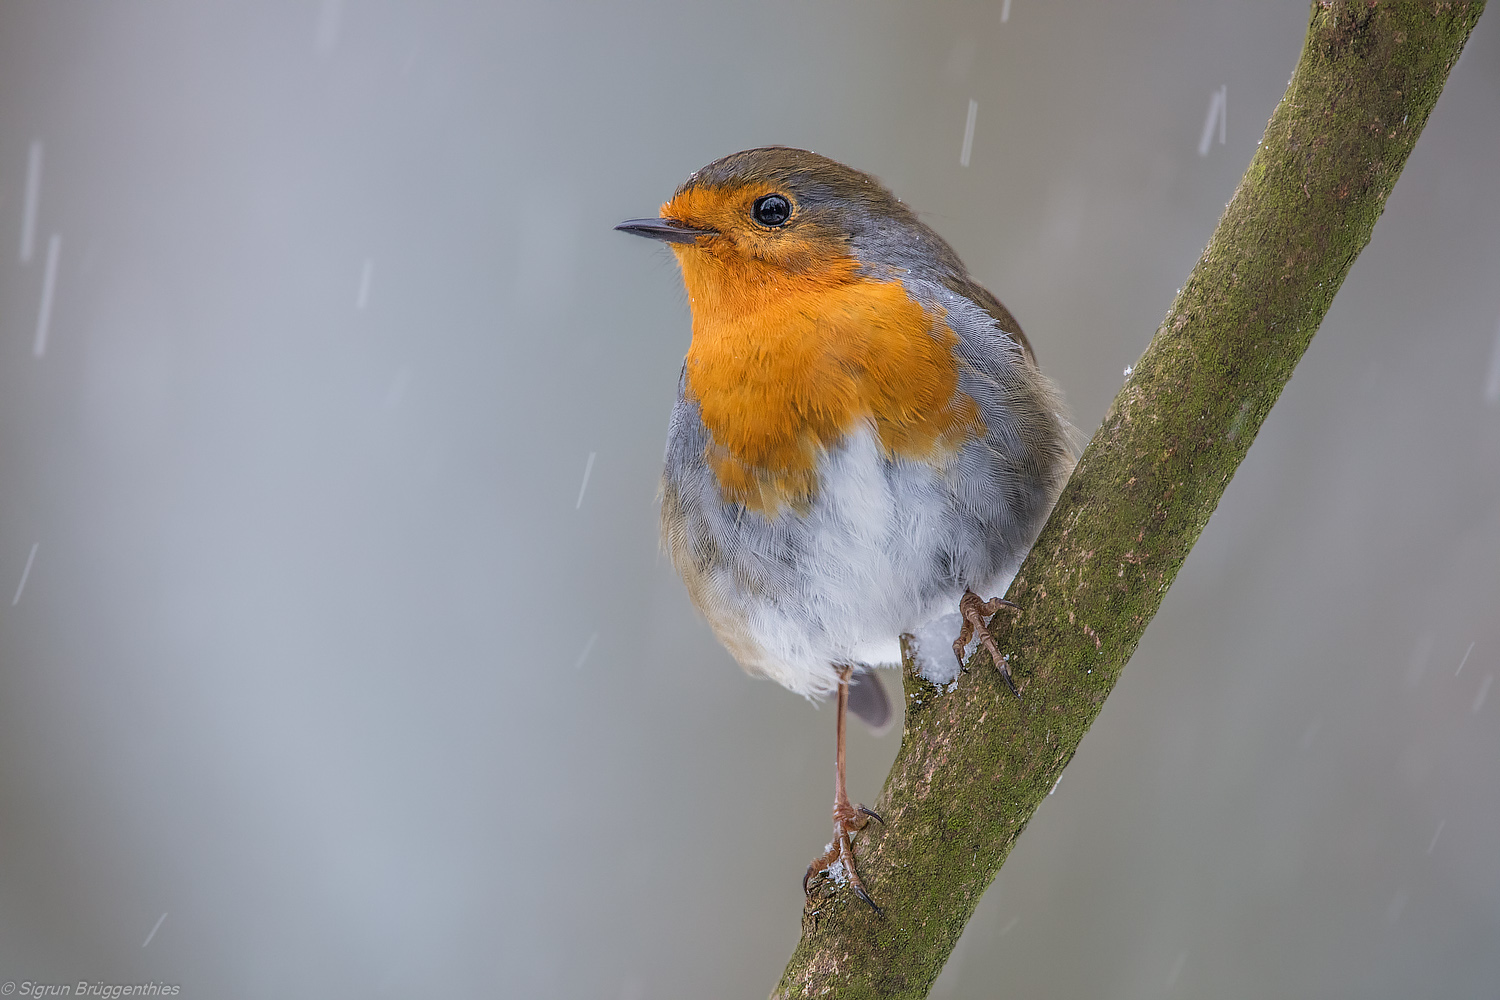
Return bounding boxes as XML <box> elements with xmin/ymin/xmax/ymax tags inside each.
<box><xmin>614</xmin><ymin>217</ymin><xmax>715</xmax><ymax>244</ymax></box>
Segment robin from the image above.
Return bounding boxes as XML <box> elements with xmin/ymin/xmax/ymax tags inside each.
<box><xmin>617</xmin><ymin>147</ymin><xmax>1073</xmax><ymax>911</ymax></box>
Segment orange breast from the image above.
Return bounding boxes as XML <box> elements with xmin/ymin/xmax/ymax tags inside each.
<box><xmin>676</xmin><ymin>248</ymin><xmax>982</xmax><ymax>515</ymax></box>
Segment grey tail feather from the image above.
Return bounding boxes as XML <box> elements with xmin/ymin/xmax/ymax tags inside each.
<box><xmin>847</xmin><ymin>665</ymin><xmax>892</xmax><ymax>731</ymax></box>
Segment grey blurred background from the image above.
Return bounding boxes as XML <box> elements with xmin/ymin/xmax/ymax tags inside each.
<box><xmin>0</xmin><ymin>1</ymin><xmax>1496</xmax><ymax>997</ymax></box>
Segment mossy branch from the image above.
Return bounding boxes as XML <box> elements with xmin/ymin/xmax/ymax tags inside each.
<box><xmin>773</xmin><ymin>3</ymin><xmax>1485</xmax><ymax>997</ymax></box>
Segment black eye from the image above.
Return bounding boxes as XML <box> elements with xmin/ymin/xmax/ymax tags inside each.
<box><xmin>752</xmin><ymin>194</ymin><xmax>792</xmax><ymax>227</ymax></box>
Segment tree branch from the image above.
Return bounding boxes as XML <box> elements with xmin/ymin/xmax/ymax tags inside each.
<box><xmin>774</xmin><ymin>2</ymin><xmax>1485</xmax><ymax>997</ymax></box>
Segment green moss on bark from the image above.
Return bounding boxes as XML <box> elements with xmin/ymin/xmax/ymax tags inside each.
<box><xmin>774</xmin><ymin>3</ymin><xmax>1484</xmax><ymax>997</ymax></box>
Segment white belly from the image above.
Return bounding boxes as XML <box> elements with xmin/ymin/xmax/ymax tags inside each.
<box><xmin>680</xmin><ymin>425</ymin><xmax>1008</xmax><ymax>699</ymax></box>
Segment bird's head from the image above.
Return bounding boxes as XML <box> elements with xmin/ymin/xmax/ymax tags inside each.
<box><xmin>616</xmin><ymin>147</ymin><xmax>957</xmax><ymax>320</ymax></box>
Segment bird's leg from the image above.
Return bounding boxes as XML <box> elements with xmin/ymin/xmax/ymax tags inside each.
<box><xmin>803</xmin><ymin>665</ymin><xmax>884</xmax><ymax>914</ymax></box>
<box><xmin>954</xmin><ymin>589</ymin><xmax>1021</xmax><ymax>697</ymax></box>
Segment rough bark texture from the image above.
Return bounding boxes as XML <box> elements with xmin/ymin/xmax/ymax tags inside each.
<box><xmin>774</xmin><ymin>3</ymin><xmax>1484</xmax><ymax>997</ymax></box>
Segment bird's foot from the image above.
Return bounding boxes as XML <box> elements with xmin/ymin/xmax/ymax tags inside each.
<box><xmin>954</xmin><ymin>589</ymin><xmax>1021</xmax><ymax>697</ymax></box>
<box><xmin>803</xmin><ymin>800</ymin><xmax>884</xmax><ymax>915</ymax></box>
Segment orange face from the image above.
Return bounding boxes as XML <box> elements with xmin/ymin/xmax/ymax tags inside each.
<box><xmin>661</xmin><ymin>184</ymin><xmax>983</xmax><ymax>515</ymax></box>
<box><xmin>661</xmin><ymin>183</ymin><xmax>848</xmax><ymax>283</ymax></box>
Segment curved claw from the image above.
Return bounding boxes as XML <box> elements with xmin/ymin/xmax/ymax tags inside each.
<box><xmin>996</xmin><ymin>656</ymin><xmax>1021</xmax><ymax>698</ymax></box>
<box><xmin>859</xmin><ymin>805</ymin><xmax>885</xmax><ymax>825</ymax></box>
<box><xmin>852</xmin><ymin>883</ymin><xmax>884</xmax><ymax>916</ymax></box>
